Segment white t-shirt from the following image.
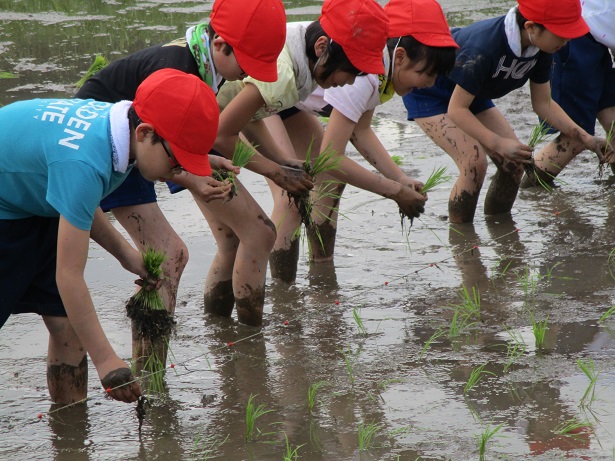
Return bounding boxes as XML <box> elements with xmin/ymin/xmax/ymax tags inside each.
<box><xmin>582</xmin><ymin>0</ymin><xmax>615</xmax><ymax>49</ymax></box>
<box><xmin>297</xmin><ymin>74</ymin><xmax>382</xmax><ymax>123</ymax></box>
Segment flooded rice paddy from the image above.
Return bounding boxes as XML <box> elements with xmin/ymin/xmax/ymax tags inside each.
<box><xmin>1</xmin><ymin>0</ymin><xmax>615</xmax><ymax>459</ymax></box>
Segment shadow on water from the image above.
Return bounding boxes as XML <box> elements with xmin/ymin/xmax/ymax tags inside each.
<box><xmin>2</xmin><ymin>0</ymin><xmax>615</xmax><ymax>460</ymax></box>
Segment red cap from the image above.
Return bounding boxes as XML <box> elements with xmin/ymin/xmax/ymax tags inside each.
<box><xmin>133</xmin><ymin>69</ymin><xmax>218</xmax><ymax>176</ymax></box>
<box><xmin>210</xmin><ymin>0</ymin><xmax>286</xmax><ymax>82</ymax></box>
<box><xmin>319</xmin><ymin>0</ymin><xmax>389</xmax><ymax>75</ymax></box>
<box><xmin>384</xmin><ymin>0</ymin><xmax>458</xmax><ymax>49</ymax></box>
<box><xmin>518</xmin><ymin>0</ymin><xmax>589</xmax><ymax>39</ymax></box>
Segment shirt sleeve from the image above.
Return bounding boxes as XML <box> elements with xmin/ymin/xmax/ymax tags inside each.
<box><xmin>528</xmin><ymin>53</ymin><xmax>553</xmax><ymax>84</ymax></box>
<box><xmin>323</xmin><ymin>75</ymin><xmax>379</xmax><ymax>123</ymax></box>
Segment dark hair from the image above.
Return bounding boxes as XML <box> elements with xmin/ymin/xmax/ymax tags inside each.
<box><xmin>207</xmin><ymin>22</ymin><xmax>234</xmax><ymax>56</ymax></box>
<box><xmin>387</xmin><ymin>35</ymin><xmax>456</xmax><ymax>76</ymax></box>
<box><xmin>305</xmin><ymin>20</ymin><xmax>363</xmax><ymax>80</ymax></box>
<box><xmin>127</xmin><ymin>106</ymin><xmax>163</xmax><ymax>144</ymax></box>
<box><xmin>515</xmin><ymin>8</ymin><xmax>546</xmax><ymax>31</ymax></box>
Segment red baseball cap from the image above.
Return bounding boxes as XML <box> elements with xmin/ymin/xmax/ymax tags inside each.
<box><xmin>210</xmin><ymin>0</ymin><xmax>286</xmax><ymax>82</ymax></box>
<box><xmin>518</xmin><ymin>0</ymin><xmax>589</xmax><ymax>39</ymax></box>
<box><xmin>319</xmin><ymin>0</ymin><xmax>389</xmax><ymax>75</ymax></box>
<box><xmin>133</xmin><ymin>69</ymin><xmax>219</xmax><ymax>176</ymax></box>
<box><xmin>384</xmin><ymin>0</ymin><xmax>458</xmax><ymax>49</ymax></box>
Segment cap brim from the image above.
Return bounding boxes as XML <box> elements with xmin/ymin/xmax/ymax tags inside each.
<box><xmin>544</xmin><ymin>17</ymin><xmax>590</xmax><ymax>39</ymax></box>
<box><xmin>170</xmin><ymin>141</ymin><xmax>212</xmax><ymax>176</ymax></box>
<box><xmin>234</xmin><ymin>48</ymin><xmax>279</xmax><ymax>83</ymax></box>
<box><xmin>412</xmin><ymin>32</ymin><xmax>459</xmax><ymax>49</ymax></box>
<box><xmin>346</xmin><ymin>48</ymin><xmax>385</xmax><ymax>75</ymax></box>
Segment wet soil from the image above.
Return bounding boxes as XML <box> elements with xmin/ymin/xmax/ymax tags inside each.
<box><xmin>2</xmin><ymin>1</ymin><xmax>615</xmax><ymax>460</ymax></box>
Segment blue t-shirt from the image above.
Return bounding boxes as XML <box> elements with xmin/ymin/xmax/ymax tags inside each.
<box><xmin>448</xmin><ymin>16</ymin><xmax>552</xmax><ymax>100</ymax></box>
<box><xmin>0</xmin><ymin>98</ymin><xmax>129</xmax><ymax>230</ymax></box>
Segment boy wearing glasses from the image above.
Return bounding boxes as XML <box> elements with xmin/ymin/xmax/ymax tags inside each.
<box><xmin>0</xmin><ymin>69</ymin><xmax>219</xmax><ymax>404</ymax></box>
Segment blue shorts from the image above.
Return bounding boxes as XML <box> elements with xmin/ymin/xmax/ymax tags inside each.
<box><xmin>403</xmin><ymin>75</ymin><xmax>495</xmax><ymax>120</ymax></box>
<box><xmin>0</xmin><ymin>217</ymin><xmax>65</xmax><ymax>328</ymax></box>
<box><xmin>548</xmin><ymin>33</ymin><xmax>615</xmax><ymax>135</ymax></box>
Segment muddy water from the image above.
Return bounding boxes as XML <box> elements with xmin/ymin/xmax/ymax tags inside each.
<box><xmin>2</xmin><ymin>1</ymin><xmax>615</xmax><ymax>460</ymax></box>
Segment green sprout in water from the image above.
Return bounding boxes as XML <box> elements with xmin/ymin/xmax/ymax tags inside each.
<box><xmin>599</xmin><ymin>304</ymin><xmax>615</xmax><ymax>324</ymax></box>
<box><xmin>464</xmin><ymin>362</ymin><xmax>495</xmax><ymax>395</ymax></box>
<box><xmin>75</xmin><ymin>55</ymin><xmax>108</xmax><ymax>88</ymax></box>
<box><xmin>352</xmin><ymin>306</ymin><xmax>368</xmax><ymax>336</ymax></box>
<box><xmin>577</xmin><ymin>357</ymin><xmax>600</xmax><ymax>407</ymax></box>
<box><xmin>307</xmin><ymin>380</ymin><xmax>327</xmax><ymax>413</ymax></box>
<box><xmin>391</xmin><ymin>154</ymin><xmax>403</xmax><ymax>165</ymax></box>
<box><xmin>477</xmin><ymin>422</ymin><xmax>504</xmax><ymax>461</ymax></box>
<box><xmin>245</xmin><ymin>394</ymin><xmax>274</xmax><ymax>442</ymax></box>
<box><xmin>0</xmin><ymin>71</ymin><xmax>17</xmax><ymax>79</ymax></box>
<box><xmin>554</xmin><ymin>417</ymin><xmax>592</xmax><ymax>437</ymax></box>
<box><xmin>282</xmin><ymin>432</ymin><xmax>305</xmax><ymax>461</ymax></box>
<box><xmin>191</xmin><ymin>426</ymin><xmax>229</xmax><ymax>461</ymax></box>
<box><xmin>529</xmin><ymin>312</ymin><xmax>548</xmax><ymax>350</ymax></box>
<box><xmin>358</xmin><ymin>421</ymin><xmax>381</xmax><ymax>451</ymax></box>
<box><xmin>213</xmin><ymin>139</ymin><xmax>255</xmax><ymax>198</ymax></box>
<box><xmin>503</xmin><ymin>326</ymin><xmax>527</xmax><ymax>373</ymax></box>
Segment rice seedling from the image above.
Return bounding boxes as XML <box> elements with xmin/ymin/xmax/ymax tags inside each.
<box><xmin>464</xmin><ymin>362</ymin><xmax>495</xmax><ymax>395</ymax></box>
<box><xmin>75</xmin><ymin>55</ymin><xmax>108</xmax><ymax>88</ymax></box>
<box><xmin>577</xmin><ymin>357</ymin><xmax>600</xmax><ymax>406</ymax></box>
<box><xmin>245</xmin><ymin>394</ymin><xmax>274</xmax><ymax>442</ymax></box>
<box><xmin>391</xmin><ymin>154</ymin><xmax>403</xmax><ymax>165</ymax></box>
<box><xmin>125</xmin><ymin>248</ymin><xmax>175</xmax><ymax>394</ymax></box>
<box><xmin>525</xmin><ymin>120</ymin><xmax>554</xmax><ymax>191</ymax></box>
<box><xmin>476</xmin><ymin>422</ymin><xmax>504</xmax><ymax>461</ymax></box>
<box><xmin>458</xmin><ymin>285</ymin><xmax>481</xmax><ymax>319</ymax></box>
<box><xmin>516</xmin><ymin>266</ymin><xmax>540</xmax><ymax>300</ymax></box>
<box><xmin>503</xmin><ymin>326</ymin><xmax>527</xmax><ymax>372</ymax></box>
<box><xmin>212</xmin><ymin>139</ymin><xmax>255</xmax><ymax>198</ymax></box>
<box><xmin>352</xmin><ymin>306</ymin><xmax>368</xmax><ymax>336</ymax></box>
<box><xmin>598</xmin><ymin>121</ymin><xmax>615</xmax><ymax>179</ymax></box>
<box><xmin>307</xmin><ymin>380</ymin><xmax>327</xmax><ymax>412</ymax></box>
<box><xmin>358</xmin><ymin>421</ymin><xmax>382</xmax><ymax>451</ymax></box>
<box><xmin>446</xmin><ymin>285</ymin><xmax>481</xmax><ymax>339</ymax></box>
<box><xmin>0</xmin><ymin>72</ymin><xmax>17</xmax><ymax>79</ymax></box>
<box><xmin>339</xmin><ymin>347</ymin><xmax>357</xmax><ymax>386</ymax></box>
<box><xmin>419</xmin><ymin>329</ymin><xmax>445</xmax><ymax>361</ymax></box>
<box><xmin>190</xmin><ymin>426</ymin><xmax>228</xmax><ymax>461</ymax></box>
<box><xmin>420</xmin><ymin>166</ymin><xmax>452</xmax><ymax>194</ymax></box>
<box><xmin>529</xmin><ymin>312</ymin><xmax>548</xmax><ymax>350</ymax></box>
<box><xmin>290</xmin><ymin>140</ymin><xmax>344</xmax><ymax>251</ymax></box>
<box><xmin>282</xmin><ymin>432</ymin><xmax>305</xmax><ymax>461</ymax></box>
<box><xmin>599</xmin><ymin>305</ymin><xmax>615</xmax><ymax>324</ymax></box>
<box><xmin>554</xmin><ymin>417</ymin><xmax>592</xmax><ymax>437</ymax></box>
<box><xmin>608</xmin><ymin>247</ymin><xmax>615</xmax><ymax>281</ymax></box>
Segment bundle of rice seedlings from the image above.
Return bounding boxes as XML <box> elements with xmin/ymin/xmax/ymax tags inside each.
<box><xmin>75</xmin><ymin>55</ymin><xmax>108</xmax><ymax>88</ymax></box>
<box><xmin>213</xmin><ymin>140</ymin><xmax>255</xmax><ymax>199</ymax></box>
<box><xmin>399</xmin><ymin>165</ymin><xmax>451</xmax><ymax>232</ymax></box>
<box><xmin>125</xmin><ymin>248</ymin><xmax>175</xmax><ymax>394</ymax></box>
<box><xmin>524</xmin><ymin>120</ymin><xmax>554</xmax><ymax>191</ymax></box>
<box><xmin>289</xmin><ymin>140</ymin><xmax>343</xmax><ymax>250</ymax></box>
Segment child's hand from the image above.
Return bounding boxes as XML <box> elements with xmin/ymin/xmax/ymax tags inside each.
<box><xmin>99</xmin><ymin>357</ymin><xmax>141</xmax><ymax>403</ymax></box>
<box><xmin>583</xmin><ymin>135</ymin><xmax>608</xmax><ymax>163</ymax></box>
<box><xmin>190</xmin><ymin>175</ymin><xmax>234</xmax><ymax>203</ymax></box>
<box><xmin>493</xmin><ymin>138</ymin><xmax>533</xmax><ymax>164</ymax></box>
<box><xmin>391</xmin><ymin>184</ymin><xmax>427</xmax><ymax>219</ymax></box>
<box><xmin>210</xmin><ymin>155</ymin><xmax>240</xmax><ymax>175</ymax></box>
<box><xmin>271</xmin><ymin>165</ymin><xmax>314</xmax><ymax>195</ymax></box>
<box><xmin>399</xmin><ymin>177</ymin><xmax>425</xmax><ymax>194</ymax></box>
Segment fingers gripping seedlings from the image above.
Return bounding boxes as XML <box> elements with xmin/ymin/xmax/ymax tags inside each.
<box><xmin>598</xmin><ymin>121</ymin><xmax>615</xmax><ymax>179</ymax></box>
<box><xmin>212</xmin><ymin>140</ymin><xmax>255</xmax><ymax>199</ymax></box>
<box><xmin>289</xmin><ymin>139</ymin><xmax>343</xmax><ymax>251</ymax></box>
<box><xmin>525</xmin><ymin>120</ymin><xmax>554</xmax><ymax>191</ymax></box>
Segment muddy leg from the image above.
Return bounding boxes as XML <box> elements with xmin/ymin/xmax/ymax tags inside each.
<box><xmin>269</xmin><ymin>238</ymin><xmax>300</xmax><ymax>284</ymax></box>
<box><xmin>204</xmin><ymin>279</ymin><xmax>235</xmax><ymax>317</ymax></box>
<box><xmin>43</xmin><ymin>316</ymin><xmax>88</xmax><ymax>404</ymax></box>
<box><xmin>520</xmin><ymin>134</ymin><xmax>585</xmax><ymax>188</ymax></box>
<box><xmin>308</xmin><ymin>180</ymin><xmax>345</xmax><ymax>262</ymax></box>
<box><xmin>484</xmin><ymin>162</ymin><xmax>524</xmax><ymax>216</ymax></box>
<box><xmin>235</xmin><ymin>285</ymin><xmax>266</xmax><ymax>327</ymax></box>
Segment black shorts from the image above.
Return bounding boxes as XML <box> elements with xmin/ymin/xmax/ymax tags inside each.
<box><xmin>0</xmin><ymin>216</ymin><xmax>65</xmax><ymax>328</ymax></box>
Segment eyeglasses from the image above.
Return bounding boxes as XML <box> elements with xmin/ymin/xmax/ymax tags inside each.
<box><xmin>161</xmin><ymin>140</ymin><xmax>184</xmax><ymax>175</ymax></box>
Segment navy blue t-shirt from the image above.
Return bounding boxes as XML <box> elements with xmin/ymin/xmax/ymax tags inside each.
<box><xmin>448</xmin><ymin>16</ymin><xmax>552</xmax><ymax>100</ymax></box>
